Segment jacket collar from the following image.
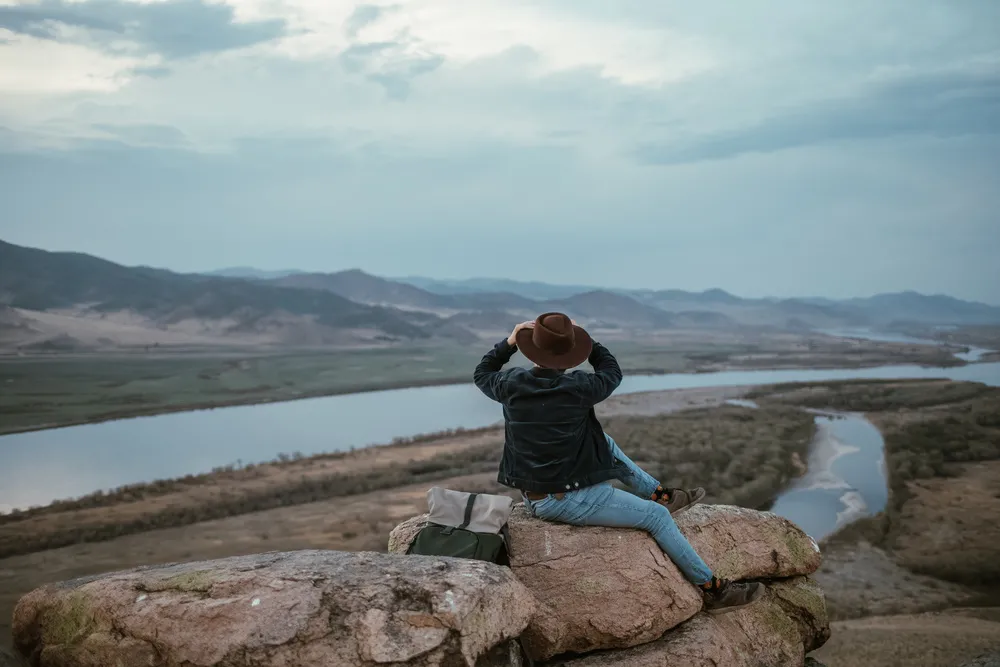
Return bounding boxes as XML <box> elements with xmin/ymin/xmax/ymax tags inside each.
<box><xmin>530</xmin><ymin>367</ymin><xmax>565</xmax><ymax>378</ymax></box>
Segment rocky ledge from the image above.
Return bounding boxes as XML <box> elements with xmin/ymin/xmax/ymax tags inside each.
<box><xmin>12</xmin><ymin>550</ymin><xmax>535</xmax><ymax>667</ymax></box>
<box><xmin>392</xmin><ymin>503</ymin><xmax>826</xmax><ymax>661</ymax></box>
<box><xmin>10</xmin><ymin>504</ymin><xmax>830</xmax><ymax>666</ymax></box>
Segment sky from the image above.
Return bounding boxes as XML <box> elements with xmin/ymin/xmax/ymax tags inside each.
<box><xmin>1</xmin><ymin>1</ymin><xmax>998</xmax><ymax>303</ymax></box>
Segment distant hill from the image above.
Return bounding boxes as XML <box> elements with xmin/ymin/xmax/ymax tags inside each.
<box><xmin>271</xmin><ymin>270</ymin><xmax>537</xmax><ymax>312</ymax></box>
<box><xmin>0</xmin><ymin>240</ymin><xmax>448</xmax><ymax>349</ymax></box>
<box><xmin>7</xmin><ymin>241</ymin><xmax>997</xmax><ymax>353</ymax></box>
<box><xmin>203</xmin><ymin>267</ymin><xmax>305</xmax><ymax>280</ymax></box>
<box><xmin>272</xmin><ymin>270</ymin><xmax>450</xmax><ymax>310</ymax></box>
<box><xmin>844</xmin><ymin>291</ymin><xmax>1000</xmax><ymax>326</ymax></box>
<box><xmin>670</xmin><ymin>310</ymin><xmax>740</xmax><ymax>329</ymax></box>
<box><xmin>398</xmin><ymin>274</ymin><xmax>1000</xmax><ymax>329</ymax></box>
<box><xmin>633</xmin><ymin>288</ymin><xmax>746</xmax><ymax>307</ymax></box>
<box><xmin>542</xmin><ymin>291</ymin><xmax>676</xmax><ymax>329</ymax></box>
<box><xmin>396</xmin><ymin>276</ymin><xmax>600</xmax><ymax>300</ymax></box>
<box><xmin>445</xmin><ymin>310</ymin><xmax>524</xmax><ymax>333</ymax></box>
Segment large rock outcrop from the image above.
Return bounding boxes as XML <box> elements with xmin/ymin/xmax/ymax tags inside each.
<box><xmin>545</xmin><ymin>577</ymin><xmax>830</xmax><ymax>666</ymax></box>
<box><xmin>12</xmin><ymin>550</ymin><xmax>536</xmax><ymax>667</ymax></box>
<box><xmin>390</xmin><ymin>503</ymin><xmax>823</xmax><ymax>661</ymax></box>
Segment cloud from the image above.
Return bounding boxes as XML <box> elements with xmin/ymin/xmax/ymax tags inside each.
<box><xmin>1</xmin><ymin>1</ymin><xmax>999</xmax><ymax>304</ymax></box>
<box><xmin>635</xmin><ymin>59</ymin><xmax>1000</xmax><ymax>165</ymax></box>
<box><xmin>0</xmin><ymin>0</ymin><xmax>286</xmax><ymax>59</ymax></box>
<box><xmin>337</xmin><ymin>33</ymin><xmax>445</xmax><ymax>100</ymax></box>
<box><xmin>344</xmin><ymin>4</ymin><xmax>392</xmax><ymax>39</ymax></box>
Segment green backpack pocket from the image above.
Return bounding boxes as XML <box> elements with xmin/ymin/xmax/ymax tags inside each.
<box><xmin>408</xmin><ymin>524</ymin><xmax>508</xmax><ymax>564</ymax></box>
<box><xmin>405</xmin><ymin>490</ymin><xmax>512</xmax><ymax>566</ymax></box>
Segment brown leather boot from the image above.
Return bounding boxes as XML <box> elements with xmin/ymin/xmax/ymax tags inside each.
<box><xmin>701</xmin><ymin>577</ymin><xmax>766</xmax><ymax>614</ymax></box>
<box><xmin>652</xmin><ymin>486</ymin><xmax>706</xmax><ymax>515</ymax></box>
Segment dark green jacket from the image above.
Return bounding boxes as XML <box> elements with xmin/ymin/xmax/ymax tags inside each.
<box><xmin>473</xmin><ymin>339</ymin><xmax>625</xmax><ymax>494</ymax></box>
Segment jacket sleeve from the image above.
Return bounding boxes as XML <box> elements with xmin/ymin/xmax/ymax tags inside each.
<box><xmin>473</xmin><ymin>338</ymin><xmax>517</xmax><ymax>402</ymax></box>
<box><xmin>575</xmin><ymin>341</ymin><xmax>623</xmax><ymax>406</ymax></box>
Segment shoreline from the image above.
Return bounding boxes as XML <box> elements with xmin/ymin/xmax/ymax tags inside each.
<box><xmin>0</xmin><ymin>355</ymin><xmax>971</xmax><ymax>437</ymax></box>
<box><xmin>0</xmin><ymin>385</ymin><xmax>752</xmax><ymax>518</ymax></box>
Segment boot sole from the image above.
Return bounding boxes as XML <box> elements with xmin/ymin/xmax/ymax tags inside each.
<box><xmin>704</xmin><ymin>583</ymin><xmax>766</xmax><ymax>615</ymax></box>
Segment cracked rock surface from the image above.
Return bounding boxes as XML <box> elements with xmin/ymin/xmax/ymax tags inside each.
<box><xmin>390</xmin><ymin>503</ymin><xmax>823</xmax><ymax>662</ymax></box>
<box><xmin>544</xmin><ymin>577</ymin><xmax>830</xmax><ymax>667</ymax></box>
<box><xmin>12</xmin><ymin>550</ymin><xmax>536</xmax><ymax>667</ymax></box>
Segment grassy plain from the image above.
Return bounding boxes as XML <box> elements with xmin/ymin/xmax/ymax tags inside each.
<box><xmin>0</xmin><ymin>333</ymin><xmax>962</xmax><ymax>435</ymax></box>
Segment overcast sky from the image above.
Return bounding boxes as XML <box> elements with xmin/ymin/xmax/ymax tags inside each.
<box><xmin>1</xmin><ymin>1</ymin><xmax>998</xmax><ymax>302</ymax></box>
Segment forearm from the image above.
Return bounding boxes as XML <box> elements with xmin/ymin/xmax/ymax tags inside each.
<box><xmin>477</xmin><ymin>338</ymin><xmax>516</xmax><ymax>373</ymax></box>
<box><xmin>473</xmin><ymin>338</ymin><xmax>516</xmax><ymax>400</ymax></box>
<box><xmin>580</xmin><ymin>341</ymin><xmax>623</xmax><ymax>404</ymax></box>
<box><xmin>589</xmin><ymin>342</ymin><xmax>623</xmax><ymax>384</ymax></box>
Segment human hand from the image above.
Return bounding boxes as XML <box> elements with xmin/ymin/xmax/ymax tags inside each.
<box><xmin>508</xmin><ymin>321</ymin><xmax>534</xmax><ymax>347</ymax></box>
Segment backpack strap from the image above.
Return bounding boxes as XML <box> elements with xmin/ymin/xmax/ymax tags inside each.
<box><xmin>459</xmin><ymin>493</ymin><xmax>478</xmax><ymax>530</ymax></box>
<box><xmin>500</xmin><ymin>522</ymin><xmax>512</xmax><ymax>557</ymax></box>
<box><xmin>517</xmin><ymin>638</ymin><xmax>536</xmax><ymax>666</ymax></box>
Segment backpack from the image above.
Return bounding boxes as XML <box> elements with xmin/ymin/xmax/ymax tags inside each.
<box><xmin>406</xmin><ymin>487</ymin><xmax>514</xmax><ymax>566</ymax></box>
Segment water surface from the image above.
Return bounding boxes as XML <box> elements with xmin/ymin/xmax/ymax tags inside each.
<box><xmin>769</xmin><ymin>413</ymin><xmax>887</xmax><ymax>541</ymax></box>
<box><xmin>821</xmin><ymin>328</ymin><xmax>993</xmax><ymax>362</ymax></box>
<box><xmin>1</xmin><ymin>361</ymin><xmax>997</xmax><ymax>512</ymax></box>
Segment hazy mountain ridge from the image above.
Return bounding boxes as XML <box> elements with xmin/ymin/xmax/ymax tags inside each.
<box><xmin>0</xmin><ymin>240</ymin><xmax>448</xmax><ymax>349</ymax></box>
<box><xmin>393</xmin><ymin>275</ymin><xmax>1000</xmax><ymax>328</ymax></box>
<box><xmin>3</xmin><ymin>240</ymin><xmax>999</xmax><ymax>352</ymax></box>
<box><xmin>275</xmin><ymin>268</ymin><xmax>1000</xmax><ymax>330</ymax></box>
<box><xmin>272</xmin><ymin>270</ymin><xmax>536</xmax><ymax>312</ymax></box>
<box><xmin>203</xmin><ymin>267</ymin><xmax>306</xmax><ymax>280</ymax></box>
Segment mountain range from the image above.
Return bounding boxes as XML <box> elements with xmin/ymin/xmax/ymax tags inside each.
<box><xmin>3</xmin><ymin>240</ymin><xmax>999</xmax><ymax>352</ymax></box>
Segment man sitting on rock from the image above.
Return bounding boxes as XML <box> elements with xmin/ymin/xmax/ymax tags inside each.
<box><xmin>474</xmin><ymin>312</ymin><xmax>765</xmax><ymax>614</ymax></box>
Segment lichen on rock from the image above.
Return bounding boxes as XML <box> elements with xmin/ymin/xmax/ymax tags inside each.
<box><xmin>391</xmin><ymin>502</ymin><xmax>825</xmax><ymax>662</ymax></box>
<box><xmin>13</xmin><ymin>550</ymin><xmax>536</xmax><ymax>667</ymax></box>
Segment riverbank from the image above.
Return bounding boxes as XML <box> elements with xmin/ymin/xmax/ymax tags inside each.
<box><xmin>0</xmin><ymin>384</ymin><xmax>816</xmax><ymax>649</ymax></box>
<box><xmin>2</xmin><ymin>379</ymin><xmax>998</xmax><ymax>665</ymax></box>
<box><xmin>0</xmin><ymin>334</ymin><xmax>963</xmax><ymax>436</ymax></box>
<box><xmin>785</xmin><ymin>381</ymin><xmax>1000</xmax><ymax>666</ymax></box>
<box><xmin>0</xmin><ymin>386</ymin><xmax>808</xmax><ymax>559</ymax></box>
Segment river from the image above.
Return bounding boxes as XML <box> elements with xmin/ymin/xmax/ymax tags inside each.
<box><xmin>770</xmin><ymin>412</ymin><xmax>888</xmax><ymax>541</ymax></box>
<box><xmin>820</xmin><ymin>328</ymin><xmax>993</xmax><ymax>362</ymax></box>
<box><xmin>1</xmin><ymin>357</ymin><xmax>997</xmax><ymax>515</ymax></box>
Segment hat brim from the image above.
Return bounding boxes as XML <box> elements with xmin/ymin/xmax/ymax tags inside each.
<box><xmin>515</xmin><ymin>325</ymin><xmax>593</xmax><ymax>370</ymax></box>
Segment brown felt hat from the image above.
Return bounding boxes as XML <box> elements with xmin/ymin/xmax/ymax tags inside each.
<box><xmin>515</xmin><ymin>312</ymin><xmax>593</xmax><ymax>370</ymax></box>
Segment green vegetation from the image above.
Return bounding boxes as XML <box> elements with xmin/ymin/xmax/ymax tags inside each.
<box><xmin>602</xmin><ymin>404</ymin><xmax>816</xmax><ymax>510</ymax></box>
<box><xmin>41</xmin><ymin>592</ymin><xmax>95</xmax><ymax>647</ymax></box>
<box><xmin>0</xmin><ymin>335</ymin><xmax>964</xmax><ymax>435</ymax></box>
<box><xmin>0</xmin><ymin>348</ymin><xmax>484</xmax><ymax>435</ymax></box>
<box><xmin>748</xmin><ymin>378</ymin><xmax>993</xmax><ymax>411</ymax></box>
<box><xmin>146</xmin><ymin>571</ymin><xmax>217</xmax><ymax>595</ymax></box>
<box><xmin>0</xmin><ymin>405</ymin><xmax>814</xmax><ymax>559</ymax></box>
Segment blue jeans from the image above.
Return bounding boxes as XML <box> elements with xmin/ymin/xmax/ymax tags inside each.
<box><xmin>522</xmin><ymin>434</ymin><xmax>713</xmax><ymax>585</ymax></box>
